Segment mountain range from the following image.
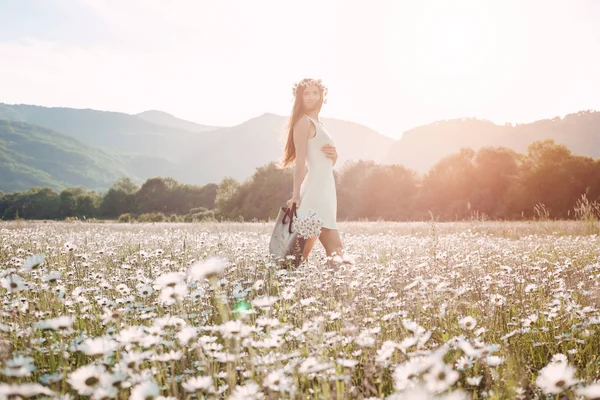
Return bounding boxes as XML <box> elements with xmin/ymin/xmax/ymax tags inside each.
<box><xmin>0</xmin><ymin>119</ymin><xmax>129</xmax><ymax>192</ymax></box>
<box><xmin>0</xmin><ymin>102</ymin><xmax>598</xmax><ymax>193</ymax></box>
<box><xmin>383</xmin><ymin>111</ymin><xmax>600</xmax><ymax>172</ymax></box>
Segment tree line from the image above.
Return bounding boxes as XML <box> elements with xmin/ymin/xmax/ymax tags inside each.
<box><xmin>0</xmin><ymin>177</ymin><xmax>218</xmax><ymax>222</ymax></box>
<box><xmin>1</xmin><ymin>139</ymin><xmax>599</xmax><ymax>222</ymax></box>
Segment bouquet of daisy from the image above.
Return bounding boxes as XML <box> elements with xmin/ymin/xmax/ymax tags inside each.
<box><xmin>292</xmin><ymin>209</ymin><xmax>323</xmax><ymax>239</ymax></box>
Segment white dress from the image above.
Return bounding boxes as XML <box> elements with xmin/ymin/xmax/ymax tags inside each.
<box><xmin>296</xmin><ymin>114</ymin><xmax>338</xmax><ymax>230</ymax></box>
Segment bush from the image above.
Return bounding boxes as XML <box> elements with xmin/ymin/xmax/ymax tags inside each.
<box><xmin>184</xmin><ymin>209</ymin><xmax>216</xmax><ymax>222</ymax></box>
<box><xmin>168</xmin><ymin>213</ymin><xmax>181</xmax><ymax>222</ymax></box>
<box><xmin>137</xmin><ymin>212</ymin><xmax>166</xmax><ymax>222</ymax></box>
<box><xmin>118</xmin><ymin>213</ymin><xmax>134</xmax><ymax>223</ymax></box>
<box><xmin>189</xmin><ymin>207</ymin><xmax>208</xmax><ymax>214</ymax></box>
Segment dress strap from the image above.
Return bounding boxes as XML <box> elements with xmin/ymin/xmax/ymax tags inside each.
<box><xmin>304</xmin><ymin>114</ymin><xmax>322</xmax><ymax>126</ymax></box>
<box><xmin>303</xmin><ymin>114</ymin><xmax>320</xmax><ymax>139</ymax></box>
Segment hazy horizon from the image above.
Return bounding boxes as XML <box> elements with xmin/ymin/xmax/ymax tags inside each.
<box><xmin>1</xmin><ymin>0</ymin><xmax>600</xmax><ymax>140</ymax></box>
<box><xmin>3</xmin><ymin>100</ymin><xmax>599</xmax><ymax>142</ymax></box>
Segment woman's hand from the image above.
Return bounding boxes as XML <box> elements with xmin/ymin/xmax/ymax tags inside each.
<box><xmin>286</xmin><ymin>196</ymin><xmax>301</xmax><ymax>209</ymax></box>
<box><xmin>321</xmin><ymin>143</ymin><xmax>338</xmax><ymax>165</ymax></box>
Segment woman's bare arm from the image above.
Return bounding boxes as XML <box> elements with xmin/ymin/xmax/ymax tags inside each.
<box><xmin>292</xmin><ymin>116</ymin><xmax>310</xmax><ymax>198</ymax></box>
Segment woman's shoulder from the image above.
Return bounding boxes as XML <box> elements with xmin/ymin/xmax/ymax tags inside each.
<box><xmin>293</xmin><ymin>114</ymin><xmax>311</xmax><ymax>132</ymax></box>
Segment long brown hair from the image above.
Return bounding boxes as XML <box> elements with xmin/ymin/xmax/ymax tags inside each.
<box><xmin>277</xmin><ymin>78</ymin><xmax>327</xmax><ymax>169</ymax></box>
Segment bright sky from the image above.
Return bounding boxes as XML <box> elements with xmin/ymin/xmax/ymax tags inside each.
<box><xmin>1</xmin><ymin>0</ymin><xmax>599</xmax><ymax>139</ymax></box>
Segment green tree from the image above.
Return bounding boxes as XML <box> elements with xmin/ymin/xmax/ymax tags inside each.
<box><xmin>507</xmin><ymin>139</ymin><xmax>598</xmax><ymax>219</ymax></box>
<box><xmin>216</xmin><ymin>163</ymin><xmax>293</xmax><ymax>221</ymax></box>
<box><xmin>23</xmin><ymin>187</ymin><xmax>60</xmax><ymax>219</ymax></box>
<box><xmin>112</xmin><ymin>177</ymin><xmax>139</xmax><ymax>194</ymax></box>
<box><xmin>171</xmin><ymin>183</ymin><xmax>217</xmax><ymax>215</ymax></box>
<box><xmin>135</xmin><ymin>177</ymin><xmax>179</xmax><ymax>214</ymax></box>
<box><xmin>417</xmin><ymin>148</ymin><xmax>477</xmax><ymax>220</ymax></box>
<box><xmin>99</xmin><ymin>178</ymin><xmax>138</xmax><ymax>218</ymax></box>
<box><xmin>74</xmin><ymin>191</ymin><xmax>100</xmax><ymax>218</ymax></box>
<box><xmin>470</xmin><ymin>147</ymin><xmax>523</xmax><ymax>219</ymax></box>
<box><xmin>215</xmin><ymin>177</ymin><xmax>241</xmax><ymax>216</ymax></box>
<box><xmin>337</xmin><ymin>160</ymin><xmax>377</xmax><ymax>220</ymax></box>
<box><xmin>59</xmin><ymin>187</ymin><xmax>86</xmax><ymax>218</ymax></box>
<box><xmin>357</xmin><ymin>164</ymin><xmax>419</xmax><ymax>221</ymax></box>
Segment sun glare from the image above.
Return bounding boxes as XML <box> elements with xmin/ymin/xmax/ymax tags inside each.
<box><xmin>383</xmin><ymin>1</ymin><xmax>520</xmax><ymax>110</ymax></box>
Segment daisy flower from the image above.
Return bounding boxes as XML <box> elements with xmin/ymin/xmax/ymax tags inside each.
<box><xmin>187</xmin><ymin>256</ymin><xmax>228</xmax><ymax>280</ymax></box>
<box><xmin>153</xmin><ymin>272</ymin><xmax>185</xmax><ymax>290</ymax></box>
<box><xmin>220</xmin><ymin>320</ymin><xmax>253</xmax><ymax>339</ymax></box>
<box><xmin>1</xmin><ymin>274</ymin><xmax>26</xmax><ymax>293</ymax></box>
<box><xmin>551</xmin><ymin>353</ymin><xmax>568</xmax><ymax>364</ymax></box>
<box><xmin>91</xmin><ymin>386</ymin><xmax>118</xmax><ymax>400</ymax></box>
<box><xmin>292</xmin><ymin>209</ymin><xmax>323</xmax><ymax>239</ymax></box>
<box><xmin>130</xmin><ymin>379</ymin><xmax>160</xmax><ymax>400</ymax></box>
<box><xmin>336</xmin><ymin>358</ymin><xmax>359</xmax><ymax>368</ymax></box>
<box><xmin>402</xmin><ymin>319</ymin><xmax>427</xmax><ymax>336</ymax></box>
<box><xmin>229</xmin><ymin>380</ymin><xmax>265</xmax><ymax>400</ymax></box>
<box><xmin>525</xmin><ymin>283</ymin><xmax>538</xmax><ymax>293</ymax></box>
<box><xmin>77</xmin><ymin>336</ymin><xmax>119</xmax><ymax>357</ymax></box>
<box><xmin>522</xmin><ymin>314</ymin><xmax>538</xmax><ymax>327</ymax></box>
<box><xmin>183</xmin><ymin>376</ymin><xmax>214</xmax><ymax>393</ymax></box>
<box><xmin>176</xmin><ymin>326</ymin><xmax>198</xmax><ymax>346</ymax></box>
<box><xmin>485</xmin><ymin>355</ymin><xmax>505</xmax><ymax>367</ymax></box>
<box><xmin>576</xmin><ymin>381</ymin><xmax>600</xmax><ymax>399</ymax></box>
<box><xmin>116</xmin><ymin>325</ymin><xmax>146</xmax><ymax>345</ymax></box>
<box><xmin>42</xmin><ymin>271</ymin><xmax>61</xmax><ymax>283</ymax></box>
<box><xmin>298</xmin><ymin>357</ymin><xmax>334</xmax><ymax>374</ymax></box>
<box><xmin>35</xmin><ymin>315</ymin><xmax>75</xmax><ymax>332</ymax></box>
<box><xmin>159</xmin><ymin>283</ymin><xmax>188</xmax><ymax>305</ymax></box>
<box><xmin>153</xmin><ymin>350</ymin><xmax>183</xmax><ymax>362</ymax></box>
<box><xmin>467</xmin><ymin>376</ymin><xmax>483</xmax><ymax>386</ymax></box>
<box><xmin>458</xmin><ymin>316</ymin><xmax>477</xmax><ymax>330</ymax></box>
<box><xmin>455</xmin><ymin>356</ymin><xmax>474</xmax><ymax>371</ymax></box>
<box><xmin>490</xmin><ymin>294</ymin><xmax>506</xmax><ymax>307</ymax></box>
<box><xmin>535</xmin><ymin>361</ymin><xmax>578</xmax><ymax>395</ymax></box>
<box><xmin>355</xmin><ymin>335</ymin><xmax>376</xmax><ymax>348</ymax></box>
<box><xmin>424</xmin><ymin>362</ymin><xmax>459</xmax><ymax>394</ymax></box>
<box><xmin>393</xmin><ymin>358</ymin><xmax>429</xmax><ymax>391</ymax></box>
<box><xmin>21</xmin><ymin>254</ymin><xmax>45</xmax><ymax>272</ymax></box>
<box><xmin>120</xmin><ymin>350</ymin><xmax>152</xmax><ymax>371</ymax></box>
<box><xmin>263</xmin><ymin>370</ymin><xmax>295</xmax><ymax>394</ymax></box>
<box><xmin>1</xmin><ymin>355</ymin><xmax>35</xmax><ymax>377</ymax></box>
<box><xmin>0</xmin><ymin>382</ymin><xmax>54</xmax><ymax>398</ymax></box>
<box><xmin>67</xmin><ymin>364</ymin><xmax>112</xmax><ymax>396</ymax></box>
<box><xmin>137</xmin><ymin>285</ymin><xmax>153</xmax><ymax>298</ymax></box>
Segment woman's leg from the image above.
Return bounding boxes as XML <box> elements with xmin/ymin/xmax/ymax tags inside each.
<box><xmin>302</xmin><ymin>235</ymin><xmax>319</xmax><ymax>261</ymax></box>
<box><xmin>318</xmin><ymin>227</ymin><xmax>344</xmax><ymax>266</ymax></box>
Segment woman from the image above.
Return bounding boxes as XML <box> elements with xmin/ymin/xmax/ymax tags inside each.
<box><xmin>278</xmin><ymin>78</ymin><xmax>345</xmax><ymax>266</ymax></box>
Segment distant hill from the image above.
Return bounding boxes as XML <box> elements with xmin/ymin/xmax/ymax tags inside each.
<box><xmin>383</xmin><ymin>110</ymin><xmax>600</xmax><ymax>173</ymax></box>
<box><xmin>136</xmin><ymin>110</ymin><xmax>220</xmax><ymax>133</ymax></box>
<box><xmin>173</xmin><ymin>113</ymin><xmax>394</xmax><ymax>185</ymax></box>
<box><xmin>0</xmin><ymin>119</ymin><xmax>133</xmax><ymax>193</ymax></box>
<box><xmin>4</xmin><ymin>101</ymin><xmax>599</xmax><ymax>192</ymax></box>
<box><xmin>0</xmin><ymin>104</ymin><xmax>394</xmax><ymax>187</ymax></box>
<box><xmin>0</xmin><ymin>103</ymin><xmax>202</xmax><ymax>160</ymax></box>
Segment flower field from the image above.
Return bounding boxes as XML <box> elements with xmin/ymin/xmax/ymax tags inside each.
<box><xmin>1</xmin><ymin>220</ymin><xmax>600</xmax><ymax>399</ymax></box>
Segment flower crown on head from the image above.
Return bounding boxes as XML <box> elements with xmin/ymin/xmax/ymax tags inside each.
<box><xmin>292</xmin><ymin>78</ymin><xmax>328</xmax><ymax>104</ymax></box>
